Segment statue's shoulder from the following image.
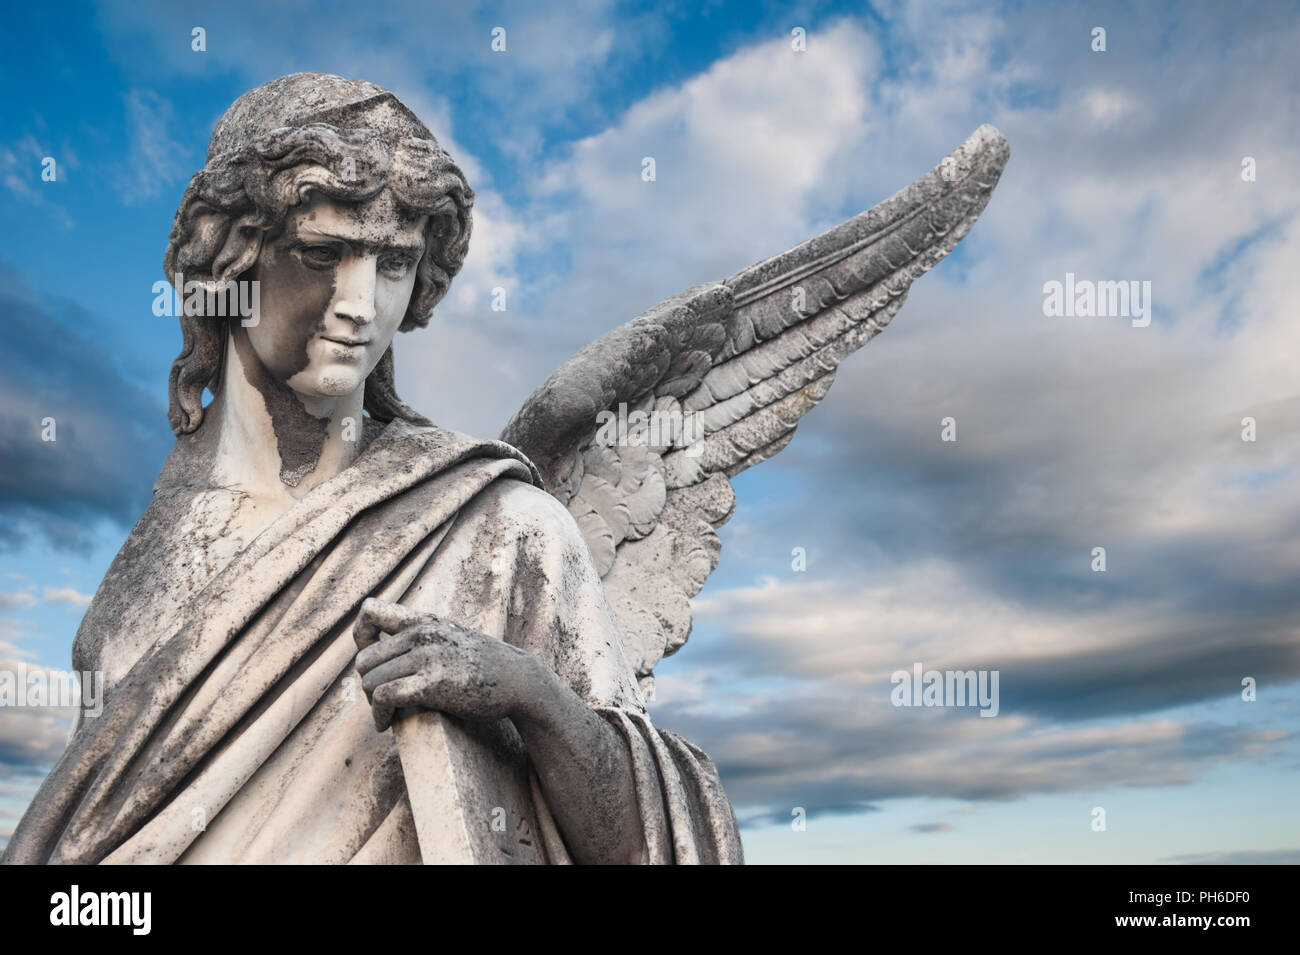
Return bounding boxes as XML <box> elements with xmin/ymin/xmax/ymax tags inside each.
<box><xmin>379</xmin><ymin>418</ymin><xmax>545</xmax><ymax>490</ymax></box>
<box><xmin>383</xmin><ymin>423</ymin><xmax>578</xmax><ymax>549</ymax></box>
<box><xmin>72</xmin><ymin>478</ymin><xmax>229</xmax><ymax>684</ymax></box>
<box><xmin>476</xmin><ymin>470</ymin><xmax>573</xmax><ymax>531</ymax></box>
<box><xmin>75</xmin><ymin>426</ymin><xmax>257</xmax><ymax>681</ymax></box>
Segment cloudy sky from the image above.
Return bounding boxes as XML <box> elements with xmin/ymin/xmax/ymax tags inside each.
<box><xmin>2</xmin><ymin>0</ymin><xmax>1298</xmax><ymax>863</ymax></box>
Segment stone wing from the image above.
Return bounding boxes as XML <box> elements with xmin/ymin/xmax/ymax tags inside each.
<box><xmin>501</xmin><ymin>125</ymin><xmax>1010</xmax><ymax>697</ymax></box>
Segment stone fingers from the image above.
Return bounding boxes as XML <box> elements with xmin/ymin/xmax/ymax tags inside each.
<box><xmin>353</xmin><ymin>597</ymin><xmax>434</xmax><ymax>650</ymax></box>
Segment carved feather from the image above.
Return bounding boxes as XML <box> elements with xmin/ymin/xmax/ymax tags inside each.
<box><xmin>501</xmin><ymin>125</ymin><xmax>1009</xmax><ymax>697</ymax></box>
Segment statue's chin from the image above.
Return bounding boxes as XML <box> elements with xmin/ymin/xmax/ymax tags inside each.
<box><xmin>285</xmin><ymin>367</ymin><xmax>364</xmax><ymax>403</ymax></box>
<box><xmin>313</xmin><ymin>375</ymin><xmax>360</xmax><ymax>397</ymax></box>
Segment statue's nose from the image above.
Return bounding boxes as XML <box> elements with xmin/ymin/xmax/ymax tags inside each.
<box><xmin>332</xmin><ymin>255</ymin><xmax>377</xmax><ymax>326</ymax></box>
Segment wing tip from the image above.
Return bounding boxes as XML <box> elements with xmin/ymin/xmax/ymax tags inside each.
<box><xmin>961</xmin><ymin>123</ymin><xmax>1011</xmax><ymax>172</ymax></box>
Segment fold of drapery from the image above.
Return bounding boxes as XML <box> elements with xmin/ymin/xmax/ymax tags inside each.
<box><xmin>597</xmin><ymin>710</ymin><xmax>745</xmax><ymax>865</ymax></box>
<box><xmin>3</xmin><ymin>422</ymin><xmax>534</xmax><ymax>865</ymax></box>
<box><xmin>2</xmin><ymin>419</ymin><xmax>743</xmax><ymax>865</ymax></box>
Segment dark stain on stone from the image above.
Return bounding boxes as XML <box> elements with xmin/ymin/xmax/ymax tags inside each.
<box><xmin>230</xmin><ymin>326</ymin><xmax>331</xmax><ymax>487</ymax></box>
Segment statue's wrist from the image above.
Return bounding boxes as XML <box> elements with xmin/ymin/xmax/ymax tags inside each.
<box><xmin>508</xmin><ymin>650</ymin><xmax>567</xmax><ymax>728</ymax></box>
<box><xmin>504</xmin><ymin>649</ymin><xmax>551</xmax><ymax>722</ymax></box>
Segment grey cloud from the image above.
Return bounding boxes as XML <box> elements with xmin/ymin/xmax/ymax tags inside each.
<box><xmin>0</xmin><ymin>707</ymin><xmax>74</xmax><ymax>774</ymax></box>
<box><xmin>0</xmin><ymin>263</ymin><xmax>171</xmax><ymax>551</ymax></box>
<box><xmin>653</xmin><ymin>684</ymin><xmax>1289</xmax><ymax>817</ymax></box>
<box><xmin>737</xmin><ymin>802</ymin><xmax>882</xmax><ymax>830</ymax></box>
<box><xmin>682</xmin><ymin>570</ymin><xmax>1300</xmax><ymax>724</ymax></box>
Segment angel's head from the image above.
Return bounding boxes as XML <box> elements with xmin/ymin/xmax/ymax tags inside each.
<box><xmin>162</xmin><ymin>73</ymin><xmax>473</xmax><ymax>435</ymax></box>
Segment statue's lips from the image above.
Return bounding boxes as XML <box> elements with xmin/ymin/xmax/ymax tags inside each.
<box><xmin>318</xmin><ymin>336</ymin><xmax>370</xmax><ymax>363</ymax></box>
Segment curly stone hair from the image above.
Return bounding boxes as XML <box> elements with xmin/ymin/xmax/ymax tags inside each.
<box><xmin>162</xmin><ymin>77</ymin><xmax>474</xmax><ymax>436</ymax></box>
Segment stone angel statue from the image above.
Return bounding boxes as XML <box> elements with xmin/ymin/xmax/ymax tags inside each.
<box><xmin>2</xmin><ymin>74</ymin><xmax>1007</xmax><ymax>865</ymax></box>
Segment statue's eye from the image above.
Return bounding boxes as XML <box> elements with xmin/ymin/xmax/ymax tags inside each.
<box><xmin>379</xmin><ymin>253</ymin><xmax>416</xmax><ymax>279</ymax></box>
<box><xmin>298</xmin><ymin>244</ymin><xmax>341</xmax><ymax>268</ymax></box>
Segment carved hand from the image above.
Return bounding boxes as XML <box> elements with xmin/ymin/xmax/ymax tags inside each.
<box><xmin>353</xmin><ymin>597</ymin><xmax>540</xmax><ymax>731</ymax></box>
<box><xmin>352</xmin><ymin>596</ymin><xmax>647</xmax><ymax>863</ymax></box>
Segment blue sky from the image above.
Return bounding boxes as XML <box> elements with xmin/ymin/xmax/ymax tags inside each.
<box><xmin>2</xmin><ymin>0</ymin><xmax>1299</xmax><ymax>863</ymax></box>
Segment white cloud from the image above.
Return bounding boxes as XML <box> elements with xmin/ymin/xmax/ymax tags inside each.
<box><xmin>1083</xmin><ymin>87</ymin><xmax>1136</xmax><ymax>125</ymax></box>
<box><xmin>0</xmin><ymin>591</ymin><xmax>37</xmax><ymax>610</ymax></box>
<box><xmin>536</xmin><ymin>21</ymin><xmax>879</xmax><ymax>275</ymax></box>
<box><xmin>114</xmin><ymin>89</ymin><xmax>189</xmax><ymax>204</ymax></box>
<box><xmin>42</xmin><ymin>587</ymin><xmax>92</xmax><ymax>609</ymax></box>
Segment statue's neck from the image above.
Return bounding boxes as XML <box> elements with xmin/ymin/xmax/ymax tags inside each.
<box><xmin>207</xmin><ymin>329</ymin><xmax>365</xmax><ymax>500</ymax></box>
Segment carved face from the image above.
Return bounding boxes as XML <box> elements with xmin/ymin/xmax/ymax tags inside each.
<box><xmin>246</xmin><ymin>190</ymin><xmax>428</xmax><ymax>400</ymax></box>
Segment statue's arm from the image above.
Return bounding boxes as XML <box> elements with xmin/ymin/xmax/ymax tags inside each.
<box><xmin>352</xmin><ymin>481</ymin><xmax>682</xmax><ymax>863</ymax></box>
<box><xmin>510</xmin><ymin>654</ymin><xmax>647</xmax><ymax>864</ymax></box>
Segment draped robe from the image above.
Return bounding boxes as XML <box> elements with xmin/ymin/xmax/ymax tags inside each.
<box><xmin>1</xmin><ymin>418</ymin><xmax>743</xmax><ymax>864</ymax></box>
